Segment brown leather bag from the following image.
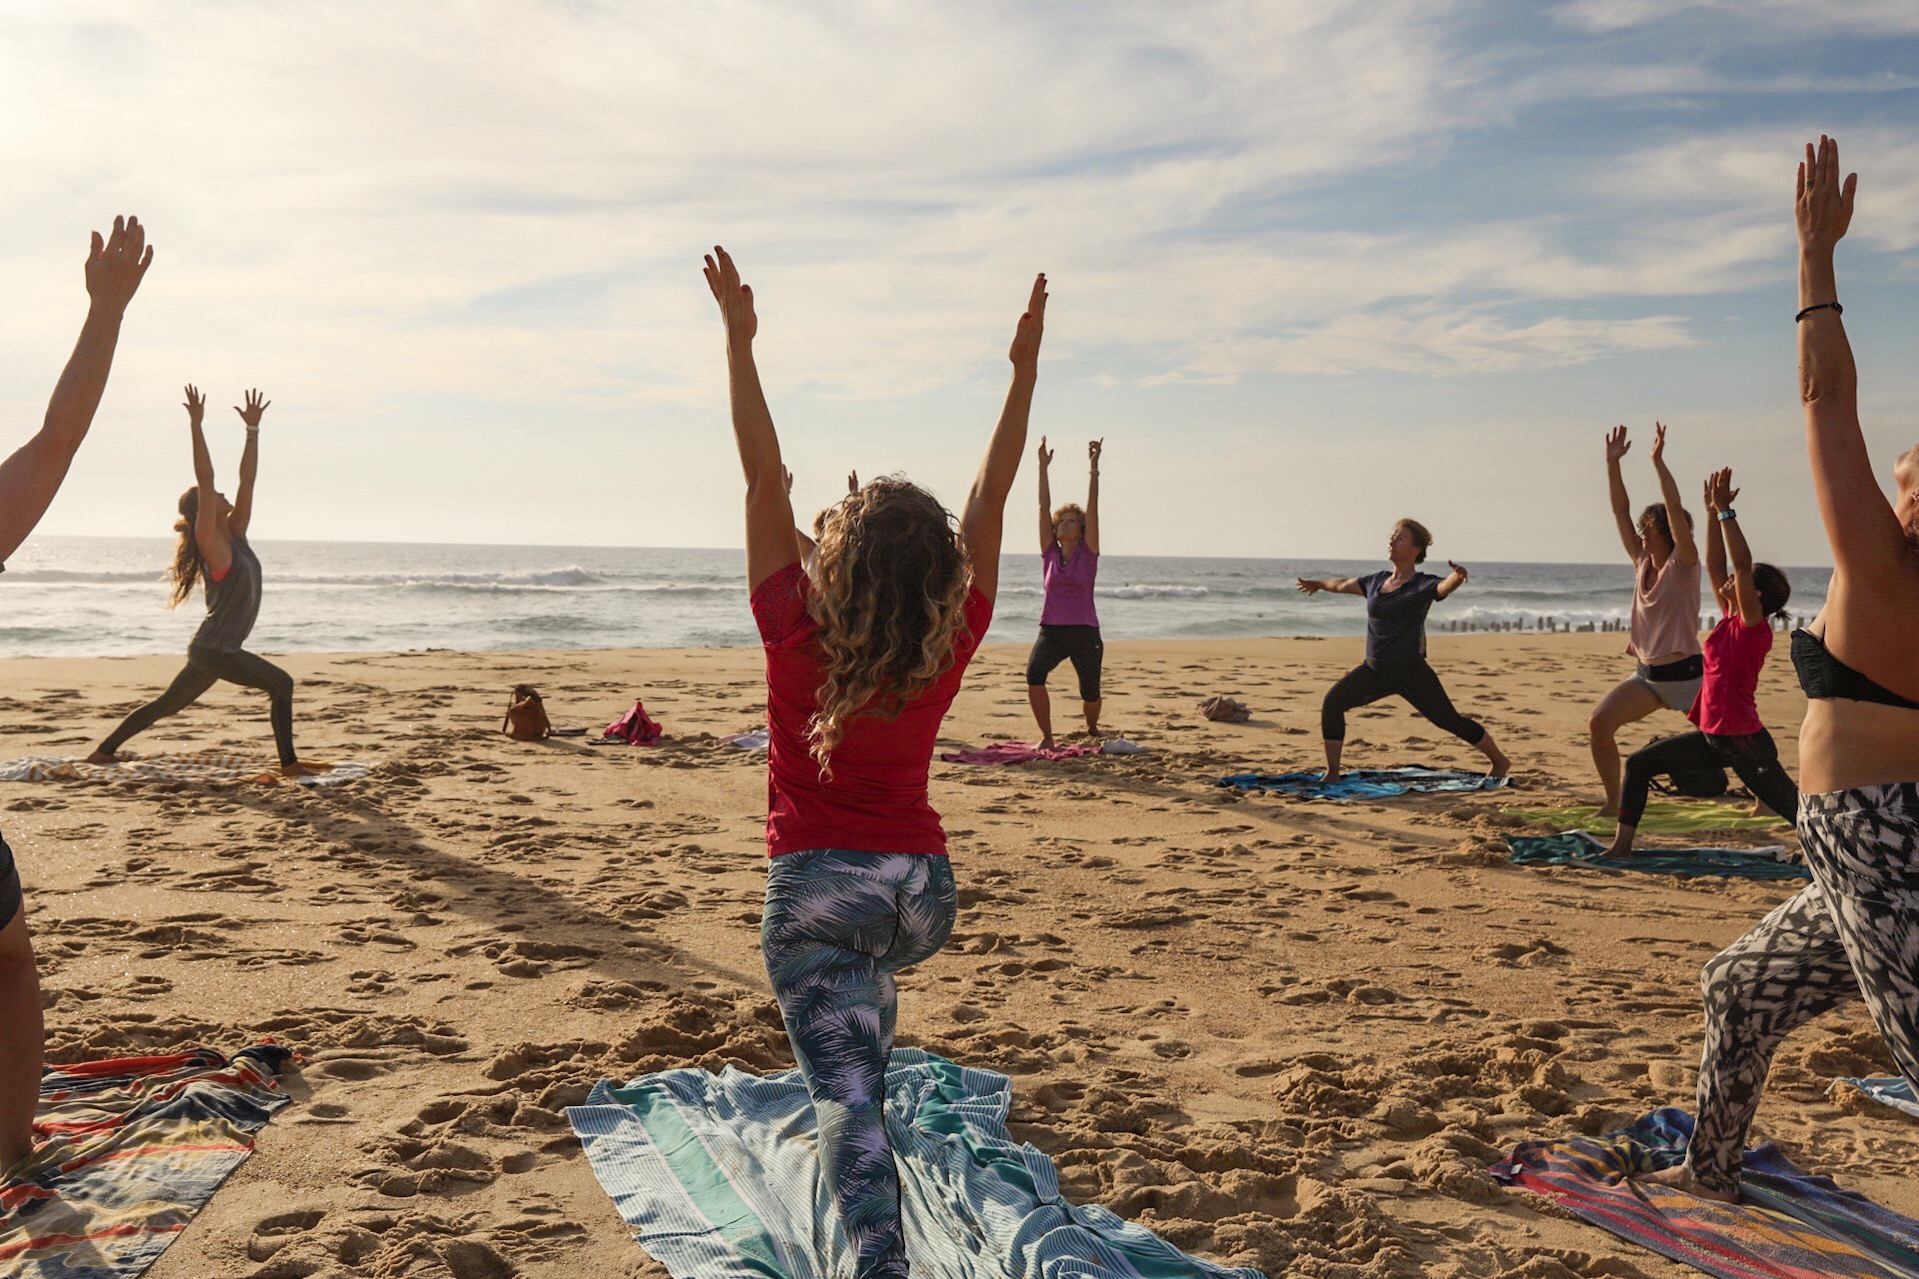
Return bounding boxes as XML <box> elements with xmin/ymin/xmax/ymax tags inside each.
<box><xmin>502</xmin><ymin>684</ymin><xmax>553</xmax><ymax>741</ymax></box>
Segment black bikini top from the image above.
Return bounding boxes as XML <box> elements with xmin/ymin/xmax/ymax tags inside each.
<box><xmin>1791</xmin><ymin>628</ymin><xmax>1919</xmax><ymax>711</ymax></box>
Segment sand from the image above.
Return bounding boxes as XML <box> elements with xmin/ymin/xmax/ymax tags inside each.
<box><xmin>1</xmin><ymin>633</ymin><xmax>1913</xmax><ymax>1278</ymax></box>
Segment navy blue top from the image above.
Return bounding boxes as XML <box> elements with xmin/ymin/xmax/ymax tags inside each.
<box><xmin>1361</xmin><ymin>570</ymin><xmax>1441</xmax><ymax>666</ymax></box>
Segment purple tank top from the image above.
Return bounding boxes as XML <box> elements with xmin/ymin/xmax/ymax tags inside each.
<box><xmin>1040</xmin><ymin>543</ymin><xmax>1099</xmax><ymax>627</ymax></box>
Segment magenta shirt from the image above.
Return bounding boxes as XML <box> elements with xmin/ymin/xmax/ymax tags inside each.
<box><xmin>1689</xmin><ymin>604</ymin><xmax>1771</xmax><ymax>737</ymax></box>
<box><xmin>1040</xmin><ymin>543</ymin><xmax>1099</xmax><ymax>627</ymax></box>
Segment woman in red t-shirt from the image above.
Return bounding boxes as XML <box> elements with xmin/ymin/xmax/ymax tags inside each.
<box><xmin>704</xmin><ymin>246</ymin><xmax>1045</xmax><ymax>1279</ymax></box>
<box><xmin>1604</xmin><ymin>467</ymin><xmax>1797</xmax><ymax>858</ymax></box>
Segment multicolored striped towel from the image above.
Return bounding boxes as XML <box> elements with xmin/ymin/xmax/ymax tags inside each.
<box><xmin>0</xmin><ymin>1044</ymin><xmax>292</xmax><ymax>1277</ymax></box>
<box><xmin>0</xmin><ymin>752</ymin><xmax>370</xmax><ymax>787</ymax></box>
<box><xmin>567</xmin><ymin>1047</ymin><xmax>1263</xmax><ymax>1279</ymax></box>
<box><xmin>1216</xmin><ymin>766</ymin><xmax>1506</xmax><ymax>799</ymax></box>
<box><xmin>1504</xmin><ymin>831</ymin><xmax>1808</xmax><ymax>881</ymax></box>
<box><xmin>1490</xmin><ymin>1108</ymin><xmax>1919</xmax><ymax>1278</ymax></box>
<box><xmin>1835</xmin><ymin>1077</ymin><xmax>1919</xmax><ymax>1120</ymax></box>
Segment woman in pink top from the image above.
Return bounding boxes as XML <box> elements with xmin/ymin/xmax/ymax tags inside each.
<box><xmin>1604</xmin><ymin>468</ymin><xmax>1796</xmax><ymax>857</ymax></box>
<box><xmin>1025</xmin><ymin>436</ymin><xmax>1102</xmax><ymax>748</ymax></box>
<box><xmin>1590</xmin><ymin>422</ymin><xmax>1704</xmax><ymax>816</ymax></box>
<box><xmin>705</xmin><ymin>246</ymin><xmax>1044</xmax><ymax>1279</ymax></box>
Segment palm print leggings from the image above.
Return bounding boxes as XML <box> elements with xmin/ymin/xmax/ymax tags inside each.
<box><xmin>1683</xmin><ymin>782</ymin><xmax>1919</xmax><ymax>1195</ymax></box>
<box><xmin>762</xmin><ymin>849</ymin><xmax>957</xmax><ymax>1279</ymax></box>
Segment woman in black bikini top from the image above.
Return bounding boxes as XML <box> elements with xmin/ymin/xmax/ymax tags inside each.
<box><xmin>1642</xmin><ymin>136</ymin><xmax>1919</xmax><ymax>1205</ymax></box>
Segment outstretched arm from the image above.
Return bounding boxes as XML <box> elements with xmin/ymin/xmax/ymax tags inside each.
<box><xmin>1707</xmin><ymin>469</ymin><xmax>1762</xmax><ymax>626</ymax></box>
<box><xmin>1084</xmin><ymin>438</ymin><xmax>1102</xmax><ymax>555</ymax></box>
<box><xmin>228</xmin><ymin>388</ymin><xmax>267</xmax><ymax>540</ymax></box>
<box><xmin>1649</xmin><ymin>422</ymin><xmax>1699</xmax><ymax>567</ymax></box>
<box><xmin>1296</xmin><ymin>576</ymin><xmax>1364</xmax><ymax>596</ymax></box>
<box><xmin>0</xmin><ymin>215</ymin><xmax>153</xmax><ymax>563</ymax></box>
<box><xmin>704</xmin><ymin>247</ymin><xmax>797</xmax><ymax>591</ymax></box>
<box><xmin>787</xmin><ymin>469</ymin><xmax>818</xmax><ymax>561</ymax></box>
<box><xmin>1604</xmin><ymin>425</ymin><xmax>1643</xmax><ymax>564</ymax></box>
<box><xmin>1797</xmin><ymin>136</ymin><xmax>1908</xmax><ymax>578</ymax></box>
<box><xmin>1433</xmin><ymin>560</ymin><xmax>1469</xmax><ymax>601</ymax></box>
<box><xmin>1703</xmin><ymin>472</ymin><xmax>1732</xmax><ymax>614</ymax></box>
<box><xmin>960</xmin><ymin>273</ymin><xmax>1047</xmax><ymax>604</ymax></box>
<box><xmin>185</xmin><ymin>386</ymin><xmax>232</xmax><ymax>577</ymax></box>
<box><xmin>1035</xmin><ymin>436</ymin><xmax>1054</xmax><ymax>552</ymax></box>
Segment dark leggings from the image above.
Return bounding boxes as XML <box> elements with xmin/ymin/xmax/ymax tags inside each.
<box><xmin>1618</xmin><ymin>728</ymin><xmax>1798</xmax><ymax>828</ymax></box>
<box><xmin>97</xmin><ymin>644</ymin><xmax>298</xmax><ymax>767</ymax></box>
<box><xmin>1320</xmin><ymin>659</ymin><xmax>1485</xmax><ymax>745</ymax></box>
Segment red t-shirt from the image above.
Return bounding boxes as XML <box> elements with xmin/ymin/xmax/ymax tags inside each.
<box><xmin>751</xmin><ymin>561</ymin><xmax>992</xmax><ymax>859</ymax></box>
<box><xmin>1689</xmin><ymin>601</ymin><xmax>1771</xmax><ymax>737</ymax></box>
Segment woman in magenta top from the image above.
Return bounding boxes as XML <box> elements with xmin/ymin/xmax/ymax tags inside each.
<box><xmin>1591</xmin><ymin>422</ymin><xmax>1704</xmax><ymax>816</ymax></box>
<box><xmin>706</xmin><ymin>246</ymin><xmax>1045</xmax><ymax>1279</ymax></box>
<box><xmin>1604</xmin><ymin>467</ymin><xmax>1796</xmax><ymax>858</ymax></box>
<box><xmin>1025</xmin><ymin>436</ymin><xmax>1102</xmax><ymax>747</ymax></box>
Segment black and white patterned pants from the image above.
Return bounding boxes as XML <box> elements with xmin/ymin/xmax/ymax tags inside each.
<box><xmin>1684</xmin><ymin>781</ymin><xmax>1919</xmax><ymax>1194</ymax></box>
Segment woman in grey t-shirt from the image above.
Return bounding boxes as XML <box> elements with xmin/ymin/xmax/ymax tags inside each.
<box><xmin>89</xmin><ymin>387</ymin><xmax>309</xmax><ymax>775</ymax></box>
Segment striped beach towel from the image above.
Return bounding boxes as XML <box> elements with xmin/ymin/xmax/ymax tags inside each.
<box><xmin>0</xmin><ymin>1044</ymin><xmax>292</xmax><ymax>1277</ymax></box>
<box><xmin>0</xmin><ymin>752</ymin><xmax>371</xmax><ymax>787</ymax></box>
<box><xmin>567</xmin><ymin>1047</ymin><xmax>1264</xmax><ymax>1279</ymax></box>
<box><xmin>1834</xmin><ymin>1077</ymin><xmax>1919</xmax><ymax>1121</ymax></box>
<box><xmin>1503</xmin><ymin>831</ymin><xmax>1808</xmax><ymax>881</ymax></box>
<box><xmin>1216</xmin><ymin>766</ymin><xmax>1505</xmax><ymax>799</ymax></box>
<box><xmin>1491</xmin><ymin>1108</ymin><xmax>1919</xmax><ymax>1278</ymax></box>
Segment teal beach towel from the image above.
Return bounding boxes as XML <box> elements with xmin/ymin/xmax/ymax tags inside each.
<box><xmin>567</xmin><ymin>1047</ymin><xmax>1264</xmax><ymax>1279</ymax></box>
<box><xmin>1504</xmin><ymin>831</ymin><xmax>1809</xmax><ymax>881</ymax></box>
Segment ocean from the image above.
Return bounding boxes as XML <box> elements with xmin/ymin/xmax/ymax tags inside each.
<box><xmin>0</xmin><ymin>536</ymin><xmax>1832</xmax><ymax>658</ymax></box>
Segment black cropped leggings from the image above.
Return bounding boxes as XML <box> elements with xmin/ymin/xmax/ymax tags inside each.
<box><xmin>97</xmin><ymin>644</ymin><xmax>298</xmax><ymax>767</ymax></box>
<box><xmin>1321</xmin><ymin>659</ymin><xmax>1485</xmax><ymax>745</ymax></box>
<box><xmin>1618</xmin><ymin>728</ymin><xmax>1799</xmax><ymax>829</ymax></box>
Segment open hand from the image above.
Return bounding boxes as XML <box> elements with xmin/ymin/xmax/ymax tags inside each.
<box><xmin>1705</xmin><ymin>468</ymin><xmax>1739</xmax><ymax>513</ymax></box>
<box><xmin>235</xmin><ymin>388</ymin><xmax>270</xmax><ymax>429</ymax></box>
<box><xmin>702</xmin><ymin>246</ymin><xmax>758</xmax><ymax>345</ymax></box>
<box><xmin>1797</xmin><ymin>135</ymin><xmax>1856</xmax><ymax>254</ymax></box>
<box><xmin>1008</xmin><ymin>273</ymin><xmax>1047</xmax><ymax>370</ymax></box>
<box><xmin>1605</xmin><ymin>425</ymin><xmax>1630</xmax><ymax>463</ymax></box>
<box><xmin>848</xmin><ymin>471</ymin><xmax>859</xmax><ymax>494</ymax></box>
<box><xmin>784</xmin><ymin>468</ymin><xmax>795</xmax><ymax>496</ymax></box>
<box><xmin>1037</xmin><ymin>436</ymin><xmax>1054</xmax><ymax>468</ymax></box>
<box><xmin>1649</xmin><ymin>421</ymin><xmax>1668</xmax><ymax>465</ymax></box>
<box><xmin>1447</xmin><ymin>560</ymin><xmax>1469</xmax><ymax>584</ymax></box>
<box><xmin>85</xmin><ymin>214</ymin><xmax>153</xmax><ymax>314</ymax></box>
<box><xmin>1295</xmin><ymin>578</ymin><xmax>1322</xmax><ymax>595</ymax></box>
<box><xmin>182</xmin><ymin>384</ymin><xmax>205</xmax><ymax>428</ymax></box>
<box><xmin>1088</xmin><ymin>438</ymin><xmax>1103</xmax><ymax>468</ymax></box>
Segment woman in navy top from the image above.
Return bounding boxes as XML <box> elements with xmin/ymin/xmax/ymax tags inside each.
<box><xmin>1297</xmin><ymin>518</ymin><xmax>1511</xmax><ymax>782</ymax></box>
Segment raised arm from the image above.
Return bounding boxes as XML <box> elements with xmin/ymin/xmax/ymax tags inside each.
<box><xmin>1035</xmin><ymin>436</ymin><xmax>1054</xmax><ymax>552</ymax></box>
<box><xmin>1296</xmin><ymin>576</ymin><xmax>1365</xmax><ymax>596</ymax></box>
<box><xmin>1604</xmin><ymin>426</ymin><xmax>1643</xmax><ymax>564</ymax></box>
<box><xmin>0</xmin><ymin>216</ymin><xmax>153</xmax><ymax>563</ymax></box>
<box><xmin>1433</xmin><ymin>560</ymin><xmax>1469</xmax><ymax>601</ymax></box>
<box><xmin>787</xmin><ymin>469</ymin><xmax>819</xmax><ymax>562</ymax></box>
<box><xmin>1703</xmin><ymin>472</ymin><xmax>1732</xmax><ymax>613</ymax></box>
<box><xmin>227</xmin><ymin>388</ymin><xmax>267</xmax><ymax>540</ymax></box>
<box><xmin>959</xmin><ymin>273</ymin><xmax>1047</xmax><ymax>604</ymax></box>
<box><xmin>704</xmin><ymin>247</ymin><xmax>797</xmax><ymax>591</ymax></box>
<box><xmin>185</xmin><ymin>385</ymin><xmax>232</xmax><ymax>577</ymax></box>
<box><xmin>1649</xmin><ymin>422</ymin><xmax>1699</xmax><ymax>568</ymax></box>
<box><xmin>1706</xmin><ymin>469</ymin><xmax>1762</xmax><ymax>626</ymax></box>
<box><xmin>1084</xmin><ymin>438</ymin><xmax>1101</xmax><ymax>555</ymax></box>
<box><xmin>1797</xmin><ymin>136</ymin><xmax>1907</xmax><ymax>578</ymax></box>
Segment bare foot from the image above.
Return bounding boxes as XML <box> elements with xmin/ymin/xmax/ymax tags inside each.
<box><xmin>1321</xmin><ymin>769</ymin><xmax>1342</xmax><ymax>783</ymax></box>
<box><xmin>1037</xmin><ymin>737</ymin><xmax>1056</xmax><ymax>751</ymax></box>
<box><xmin>279</xmin><ymin>761</ymin><xmax>320</xmax><ymax>780</ymax></box>
<box><xmin>1485</xmin><ymin>745</ymin><xmax>1511</xmax><ymax>780</ymax></box>
<box><xmin>1594</xmin><ymin>803</ymin><xmax>1621</xmax><ymax>820</ymax></box>
<box><xmin>1638</xmin><ymin>1163</ymin><xmax>1738</xmax><ymax>1202</ymax></box>
<box><xmin>83</xmin><ymin>750</ymin><xmax>115</xmax><ymax>765</ymax></box>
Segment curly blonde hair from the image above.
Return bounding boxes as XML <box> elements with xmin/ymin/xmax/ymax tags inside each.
<box><xmin>807</xmin><ymin>477</ymin><xmax>974</xmax><ymax>773</ymax></box>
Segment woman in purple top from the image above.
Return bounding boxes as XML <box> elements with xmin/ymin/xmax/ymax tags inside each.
<box><xmin>1026</xmin><ymin>436</ymin><xmax>1102</xmax><ymax>748</ymax></box>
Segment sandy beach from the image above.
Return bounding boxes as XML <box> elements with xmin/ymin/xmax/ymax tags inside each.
<box><xmin>2</xmin><ymin>633</ymin><xmax>1911</xmax><ymax>1277</ymax></box>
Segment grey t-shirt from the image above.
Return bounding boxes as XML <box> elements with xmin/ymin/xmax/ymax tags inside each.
<box><xmin>193</xmin><ymin>536</ymin><xmax>262</xmax><ymax>652</ymax></box>
<box><xmin>1361</xmin><ymin>570</ymin><xmax>1441</xmax><ymax>666</ymax></box>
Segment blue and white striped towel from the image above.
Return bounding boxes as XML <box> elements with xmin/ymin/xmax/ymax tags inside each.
<box><xmin>1836</xmin><ymin>1076</ymin><xmax>1919</xmax><ymax>1120</ymax></box>
<box><xmin>567</xmin><ymin>1047</ymin><xmax>1266</xmax><ymax>1279</ymax></box>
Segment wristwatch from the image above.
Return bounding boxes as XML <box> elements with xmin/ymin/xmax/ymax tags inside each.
<box><xmin>1716</xmin><ymin>509</ymin><xmax>1737</xmax><ymax>522</ymax></box>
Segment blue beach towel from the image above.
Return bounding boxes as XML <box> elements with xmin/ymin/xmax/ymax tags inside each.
<box><xmin>566</xmin><ymin>1047</ymin><xmax>1264</xmax><ymax>1279</ymax></box>
<box><xmin>1492</xmin><ymin>1108</ymin><xmax>1919</xmax><ymax>1278</ymax></box>
<box><xmin>1215</xmin><ymin>766</ymin><xmax>1506</xmax><ymax>799</ymax></box>
<box><xmin>1836</xmin><ymin>1077</ymin><xmax>1919</xmax><ymax>1121</ymax></box>
<box><xmin>1503</xmin><ymin>831</ymin><xmax>1809</xmax><ymax>881</ymax></box>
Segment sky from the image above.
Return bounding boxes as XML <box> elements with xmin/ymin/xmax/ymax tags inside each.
<box><xmin>1</xmin><ymin>0</ymin><xmax>1916</xmax><ymax>565</ymax></box>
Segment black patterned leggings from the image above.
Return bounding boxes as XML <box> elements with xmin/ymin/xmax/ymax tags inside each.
<box><xmin>1618</xmin><ymin>728</ymin><xmax>1800</xmax><ymax>828</ymax></box>
<box><xmin>97</xmin><ymin>644</ymin><xmax>298</xmax><ymax>767</ymax></box>
<box><xmin>1320</xmin><ymin>659</ymin><xmax>1485</xmax><ymax>745</ymax></box>
<box><xmin>1684</xmin><ymin>782</ymin><xmax>1919</xmax><ymax>1195</ymax></box>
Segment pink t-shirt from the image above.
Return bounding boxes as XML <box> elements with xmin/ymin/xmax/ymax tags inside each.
<box><xmin>1689</xmin><ymin>603</ymin><xmax>1772</xmax><ymax>736</ymax></box>
<box><xmin>751</xmin><ymin>562</ymin><xmax>992</xmax><ymax>859</ymax></box>
<box><xmin>1627</xmin><ymin>553</ymin><xmax>1702</xmax><ymax>662</ymax></box>
<box><xmin>1040</xmin><ymin>543</ymin><xmax>1099</xmax><ymax>627</ymax></box>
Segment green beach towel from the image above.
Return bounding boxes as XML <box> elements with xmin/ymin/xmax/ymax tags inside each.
<box><xmin>1505</xmin><ymin>801</ymin><xmax>1790</xmax><ymax>835</ymax></box>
